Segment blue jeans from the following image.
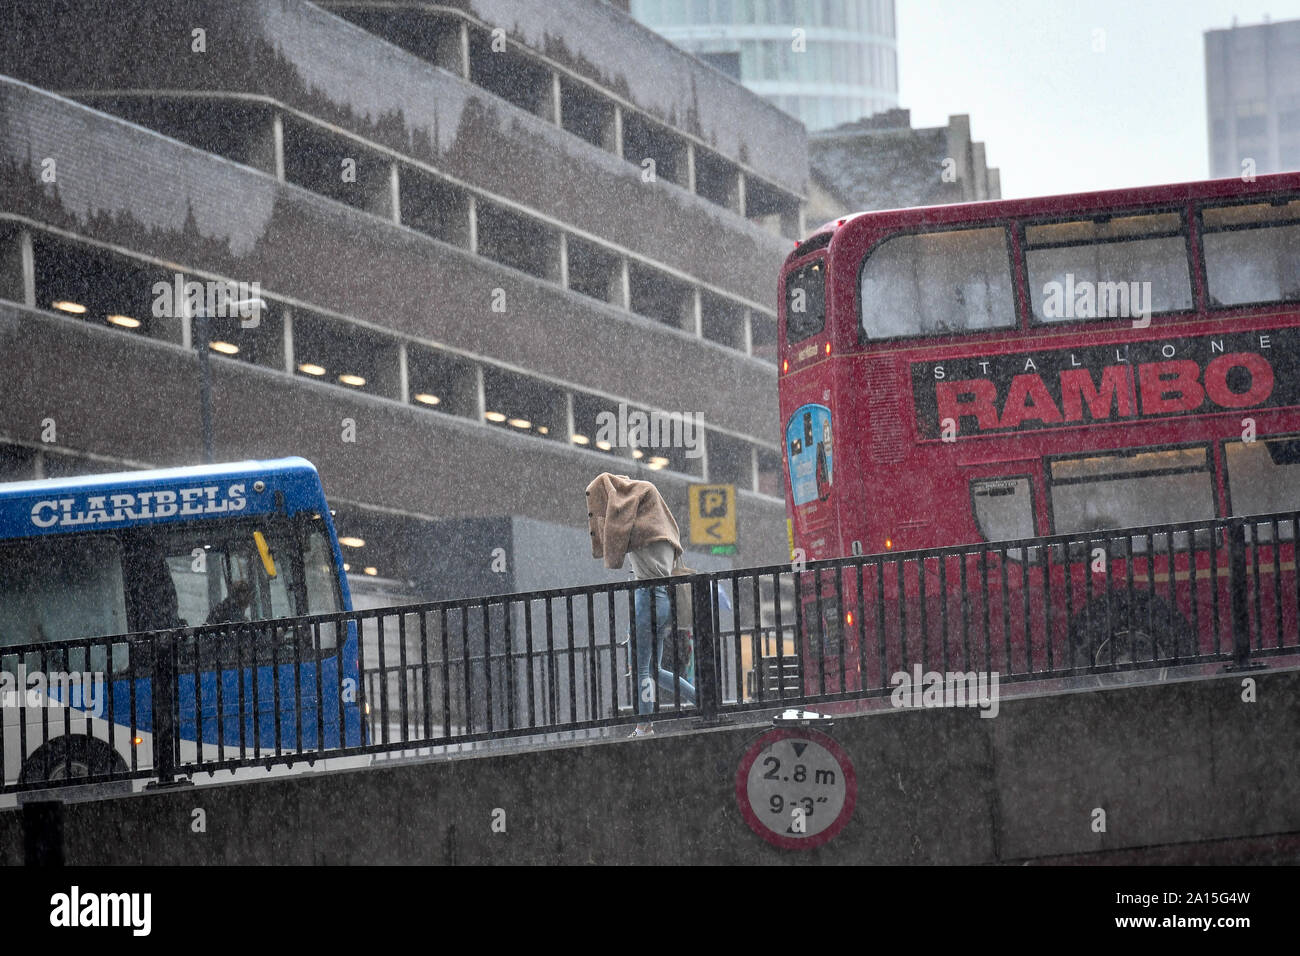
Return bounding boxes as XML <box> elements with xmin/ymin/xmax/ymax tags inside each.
<box><xmin>632</xmin><ymin>584</ymin><xmax>696</xmax><ymax>717</ymax></box>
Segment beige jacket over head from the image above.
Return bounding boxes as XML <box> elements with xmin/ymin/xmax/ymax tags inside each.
<box><xmin>585</xmin><ymin>473</ymin><xmax>683</xmax><ymax>570</ymax></box>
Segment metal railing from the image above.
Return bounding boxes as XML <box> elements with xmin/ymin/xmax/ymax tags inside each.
<box><xmin>4</xmin><ymin>511</ymin><xmax>1299</xmax><ymax>793</ymax></box>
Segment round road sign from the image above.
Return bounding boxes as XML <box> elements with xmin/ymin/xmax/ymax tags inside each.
<box><xmin>735</xmin><ymin>727</ymin><xmax>856</xmax><ymax>850</ymax></box>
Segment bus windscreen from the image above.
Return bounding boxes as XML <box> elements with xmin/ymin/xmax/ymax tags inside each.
<box><xmin>0</xmin><ymin>515</ymin><xmax>342</xmax><ymax>650</ymax></box>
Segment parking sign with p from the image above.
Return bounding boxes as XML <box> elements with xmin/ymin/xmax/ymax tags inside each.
<box><xmin>688</xmin><ymin>484</ymin><xmax>737</xmax><ymax>553</ymax></box>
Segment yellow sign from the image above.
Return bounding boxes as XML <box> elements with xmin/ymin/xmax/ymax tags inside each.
<box><xmin>688</xmin><ymin>484</ymin><xmax>737</xmax><ymax>550</ymax></box>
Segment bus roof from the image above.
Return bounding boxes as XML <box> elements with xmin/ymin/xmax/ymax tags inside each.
<box><xmin>0</xmin><ymin>457</ymin><xmax>320</xmax><ymax>497</ymax></box>
<box><xmin>797</xmin><ymin>170</ymin><xmax>1300</xmax><ymax>252</ymax></box>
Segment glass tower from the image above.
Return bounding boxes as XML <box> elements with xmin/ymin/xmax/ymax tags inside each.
<box><xmin>631</xmin><ymin>0</ymin><xmax>899</xmax><ymax>131</ymax></box>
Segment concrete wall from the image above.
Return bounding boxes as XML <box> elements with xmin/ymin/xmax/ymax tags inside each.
<box><xmin>0</xmin><ymin>75</ymin><xmax>790</xmax><ymax>573</ymax></box>
<box><xmin>0</xmin><ymin>1</ymin><xmax>798</xmax><ymax>299</ymax></box>
<box><xmin>0</xmin><ymin>303</ymin><xmax>791</xmax><ymax>571</ymax></box>
<box><xmin>0</xmin><ymin>81</ymin><xmax>778</xmax><ymax>439</ymax></box>
<box><xmin>6</xmin><ymin>666</ymin><xmax>1298</xmax><ymax>864</ymax></box>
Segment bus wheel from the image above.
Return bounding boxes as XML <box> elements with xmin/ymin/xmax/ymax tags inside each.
<box><xmin>1068</xmin><ymin>591</ymin><xmax>1192</xmax><ymax>668</ymax></box>
<box><xmin>18</xmin><ymin>737</ymin><xmax>127</xmax><ymax>785</ymax></box>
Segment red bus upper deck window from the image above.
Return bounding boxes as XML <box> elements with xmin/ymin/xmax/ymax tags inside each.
<box><xmin>1023</xmin><ymin>212</ymin><xmax>1193</xmax><ymax>322</ymax></box>
<box><xmin>785</xmin><ymin>258</ymin><xmax>826</xmax><ymax>343</ymax></box>
<box><xmin>858</xmin><ymin>226</ymin><xmax>1015</xmax><ymax>340</ymax></box>
<box><xmin>1201</xmin><ymin>197</ymin><xmax>1300</xmax><ymax>308</ymax></box>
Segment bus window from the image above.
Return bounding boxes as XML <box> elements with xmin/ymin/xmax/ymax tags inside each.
<box><xmin>1201</xmin><ymin>198</ymin><xmax>1300</xmax><ymax>307</ymax></box>
<box><xmin>1025</xmin><ymin>212</ymin><xmax>1193</xmax><ymax>321</ymax></box>
<box><xmin>858</xmin><ymin>226</ymin><xmax>1015</xmax><ymax>339</ymax></box>
<box><xmin>0</xmin><ymin>535</ymin><xmax>127</xmax><ymax>647</ymax></box>
<box><xmin>785</xmin><ymin>258</ymin><xmax>826</xmax><ymax>343</ymax></box>
<box><xmin>1048</xmin><ymin>447</ymin><xmax>1214</xmax><ymax>551</ymax></box>
<box><xmin>971</xmin><ymin>477</ymin><xmax>1035</xmax><ymax>542</ymax></box>
<box><xmin>303</xmin><ymin>519</ymin><xmax>343</xmax><ymax>615</ymax></box>
<box><xmin>1225</xmin><ymin>436</ymin><xmax>1300</xmax><ymax>541</ymax></box>
<box><xmin>300</xmin><ymin>517</ymin><xmax>343</xmax><ymax>652</ymax></box>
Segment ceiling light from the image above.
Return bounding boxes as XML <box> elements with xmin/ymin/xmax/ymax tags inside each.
<box><xmin>595</xmin><ymin>440</ymin><xmax>612</xmax><ymax>451</ymax></box>
<box><xmin>107</xmin><ymin>314</ymin><xmax>140</xmax><ymax>329</ymax></box>
<box><xmin>485</xmin><ymin>411</ymin><xmax>507</xmax><ymax>422</ymax></box>
<box><xmin>363</xmin><ymin>566</ymin><xmax>378</xmax><ymax>576</ymax></box>
<box><xmin>342</xmin><ymin>562</ymin><xmax>351</xmax><ymax>572</ymax></box>
<box><xmin>538</xmin><ymin>426</ymin><xmax>549</xmax><ymax>435</ymax></box>
<box><xmin>52</xmin><ymin>300</ymin><xmax>87</xmax><ymax>314</ymax></box>
<box><xmin>209</xmin><ymin>341</ymin><xmax>239</xmax><ymax>355</ymax></box>
<box><xmin>338</xmin><ymin>536</ymin><xmax>365</xmax><ymax>548</ymax></box>
<box><xmin>414</xmin><ymin>393</ymin><xmax>440</xmax><ymax>405</ymax></box>
<box><xmin>338</xmin><ymin>373</ymin><xmax>366</xmax><ymax>387</ymax></box>
<box><xmin>571</xmin><ymin>434</ymin><xmax>589</xmax><ymax>445</ymax></box>
<box><xmin>298</xmin><ymin>363</ymin><xmax>326</xmax><ymax>376</ymax></box>
<box><xmin>509</xmin><ymin>418</ymin><xmax>531</xmax><ymax>429</ymax></box>
<box><xmin>632</xmin><ymin>449</ymin><xmax>644</xmax><ymax>459</ymax></box>
<box><xmin>647</xmin><ymin>457</ymin><xmax>669</xmax><ymax>470</ymax></box>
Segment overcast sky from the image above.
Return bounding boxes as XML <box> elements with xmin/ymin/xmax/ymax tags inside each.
<box><xmin>896</xmin><ymin>0</ymin><xmax>1300</xmax><ymax>199</ymax></box>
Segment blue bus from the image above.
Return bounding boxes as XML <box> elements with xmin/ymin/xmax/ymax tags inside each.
<box><xmin>0</xmin><ymin>457</ymin><xmax>363</xmax><ymax>788</ymax></box>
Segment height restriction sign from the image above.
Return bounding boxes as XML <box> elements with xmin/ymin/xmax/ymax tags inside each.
<box><xmin>736</xmin><ymin>728</ymin><xmax>857</xmax><ymax>850</ymax></box>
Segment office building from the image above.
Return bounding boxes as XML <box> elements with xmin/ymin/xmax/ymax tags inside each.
<box><xmin>1206</xmin><ymin>17</ymin><xmax>1300</xmax><ymax>178</ymax></box>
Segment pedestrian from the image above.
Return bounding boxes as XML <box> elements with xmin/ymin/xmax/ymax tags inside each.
<box><xmin>585</xmin><ymin>472</ymin><xmax>695</xmax><ymax>736</ymax></box>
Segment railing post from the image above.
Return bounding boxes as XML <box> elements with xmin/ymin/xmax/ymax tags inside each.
<box><xmin>691</xmin><ymin>577</ymin><xmax>719</xmax><ymax>721</ymax></box>
<box><xmin>151</xmin><ymin>631</ymin><xmax>178</xmax><ymax>786</ymax></box>
<box><xmin>1227</xmin><ymin>520</ymin><xmax>1254</xmax><ymax>669</ymax></box>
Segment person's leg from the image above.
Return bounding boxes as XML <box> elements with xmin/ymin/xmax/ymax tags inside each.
<box><xmin>652</xmin><ymin>585</ymin><xmax>696</xmax><ymax>706</ymax></box>
<box><xmin>632</xmin><ymin>584</ymin><xmax>656</xmax><ymax>719</ymax></box>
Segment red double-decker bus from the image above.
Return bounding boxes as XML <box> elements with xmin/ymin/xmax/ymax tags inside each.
<box><xmin>778</xmin><ymin>172</ymin><xmax>1300</xmax><ymax>687</ymax></box>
